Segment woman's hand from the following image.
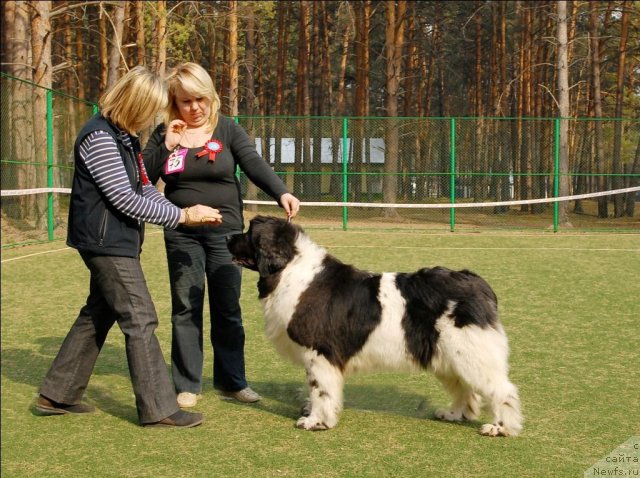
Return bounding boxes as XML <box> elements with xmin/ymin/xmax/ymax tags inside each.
<box><xmin>280</xmin><ymin>193</ymin><xmax>300</xmax><ymax>219</ymax></box>
<box><xmin>164</xmin><ymin>119</ymin><xmax>188</xmax><ymax>151</ymax></box>
<box><xmin>179</xmin><ymin>205</ymin><xmax>222</xmax><ymax>226</ymax></box>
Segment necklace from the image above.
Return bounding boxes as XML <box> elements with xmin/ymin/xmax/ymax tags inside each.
<box><xmin>184</xmin><ymin>128</ymin><xmax>210</xmax><ymax>135</ymax></box>
<box><xmin>180</xmin><ymin>128</ymin><xmax>212</xmax><ymax>148</ymax></box>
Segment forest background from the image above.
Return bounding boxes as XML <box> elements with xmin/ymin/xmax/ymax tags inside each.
<box><xmin>3</xmin><ymin>1</ymin><xmax>639</xmax><ymax>119</ymax></box>
<box><xmin>1</xmin><ymin>0</ymin><xmax>639</xmax><ymax>229</ymax></box>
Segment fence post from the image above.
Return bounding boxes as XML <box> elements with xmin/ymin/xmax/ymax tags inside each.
<box><xmin>47</xmin><ymin>90</ymin><xmax>54</xmax><ymax>241</ymax></box>
<box><xmin>553</xmin><ymin>118</ymin><xmax>560</xmax><ymax>232</ymax></box>
<box><xmin>449</xmin><ymin>117</ymin><xmax>456</xmax><ymax>232</ymax></box>
<box><xmin>342</xmin><ymin>117</ymin><xmax>348</xmax><ymax>231</ymax></box>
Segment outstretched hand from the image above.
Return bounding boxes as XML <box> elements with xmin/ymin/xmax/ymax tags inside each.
<box><xmin>181</xmin><ymin>205</ymin><xmax>222</xmax><ymax>226</ymax></box>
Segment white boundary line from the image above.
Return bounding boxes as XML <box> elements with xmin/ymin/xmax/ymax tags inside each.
<box><xmin>3</xmin><ymin>242</ymin><xmax>636</xmax><ymax>264</ymax></box>
<box><xmin>0</xmin><ymin>231</ymin><xmax>165</xmax><ymax>263</ymax></box>
<box><xmin>1</xmin><ymin>247</ymin><xmax>72</xmax><ymax>263</ymax></box>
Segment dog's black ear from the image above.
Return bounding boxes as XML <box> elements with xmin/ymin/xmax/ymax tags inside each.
<box><xmin>252</xmin><ymin>217</ymin><xmax>298</xmax><ymax>276</ymax></box>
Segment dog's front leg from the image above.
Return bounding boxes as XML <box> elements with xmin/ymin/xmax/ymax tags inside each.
<box><xmin>295</xmin><ymin>353</ymin><xmax>343</xmax><ymax>431</ymax></box>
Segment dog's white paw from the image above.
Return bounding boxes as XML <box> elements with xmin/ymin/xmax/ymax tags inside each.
<box><xmin>479</xmin><ymin>423</ymin><xmax>510</xmax><ymax>437</ymax></box>
<box><xmin>435</xmin><ymin>408</ymin><xmax>466</xmax><ymax>422</ymax></box>
<box><xmin>296</xmin><ymin>416</ymin><xmax>329</xmax><ymax>431</ymax></box>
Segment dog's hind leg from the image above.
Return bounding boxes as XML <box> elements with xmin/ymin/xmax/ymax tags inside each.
<box><xmin>434</xmin><ymin>322</ymin><xmax>523</xmax><ymax>436</ymax></box>
<box><xmin>455</xmin><ymin>335</ymin><xmax>522</xmax><ymax>437</ymax></box>
<box><xmin>476</xmin><ymin>378</ymin><xmax>522</xmax><ymax>437</ymax></box>
<box><xmin>295</xmin><ymin>353</ymin><xmax>344</xmax><ymax>431</ymax></box>
<box><xmin>433</xmin><ymin>373</ymin><xmax>481</xmax><ymax>423</ymax></box>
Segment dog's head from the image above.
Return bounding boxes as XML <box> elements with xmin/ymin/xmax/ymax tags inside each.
<box><xmin>227</xmin><ymin>215</ymin><xmax>300</xmax><ymax>277</ymax></box>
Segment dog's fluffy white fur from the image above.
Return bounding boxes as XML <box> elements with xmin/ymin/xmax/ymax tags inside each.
<box><xmin>227</xmin><ymin>216</ymin><xmax>523</xmax><ymax>436</ymax></box>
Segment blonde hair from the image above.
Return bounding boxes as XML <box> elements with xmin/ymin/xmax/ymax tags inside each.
<box><xmin>165</xmin><ymin>62</ymin><xmax>220</xmax><ymax>131</ymax></box>
<box><xmin>99</xmin><ymin>66</ymin><xmax>168</xmax><ymax>135</ymax></box>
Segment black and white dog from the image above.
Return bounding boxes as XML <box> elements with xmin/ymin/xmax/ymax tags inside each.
<box><xmin>227</xmin><ymin>216</ymin><xmax>522</xmax><ymax>436</ymax></box>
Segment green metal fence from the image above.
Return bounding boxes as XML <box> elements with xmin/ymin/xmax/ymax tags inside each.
<box><xmin>1</xmin><ymin>73</ymin><xmax>638</xmax><ymax>248</ymax></box>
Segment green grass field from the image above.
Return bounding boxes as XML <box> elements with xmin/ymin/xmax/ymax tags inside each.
<box><xmin>2</xmin><ymin>227</ymin><xmax>639</xmax><ymax>477</ymax></box>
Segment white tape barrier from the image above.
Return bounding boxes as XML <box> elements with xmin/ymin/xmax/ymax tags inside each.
<box><xmin>2</xmin><ymin>186</ymin><xmax>638</xmax><ymax>209</ymax></box>
<box><xmin>1</xmin><ymin>187</ymin><xmax>71</xmax><ymax>196</ymax></box>
<box><xmin>244</xmin><ymin>186</ymin><xmax>640</xmax><ymax>209</ymax></box>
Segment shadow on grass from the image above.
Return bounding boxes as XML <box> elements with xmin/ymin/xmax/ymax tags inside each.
<box><xmin>3</xmin><ymin>337</ymin><xmax>143</xmax><ymax>425</ymax></box>
<box><xmin>2</xmin><ymin>336</ymin><xmax>132</xmax><ymax>385</ymax></box>
<box><xmin>221</xmin><ymin>379</ymin><xmax>480</xmax><ymax>431</ymax></box>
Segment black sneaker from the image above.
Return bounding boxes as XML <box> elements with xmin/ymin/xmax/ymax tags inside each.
<box><xmin>144</xmin><ymin>410</ymin><xmax>204</xmax><ymax>428</ymax></box>
<box><xmin>34</xmin><ymin>395</ymin><xmax>96</xmax><ymax>415</ymax></box>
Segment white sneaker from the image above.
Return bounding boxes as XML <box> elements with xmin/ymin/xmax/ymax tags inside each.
<box><xmin>220</xmin><ymin>387</ymin><xmax>261</xmax><ymax>403</ymax></box>
<box><xmin>177</xmin><ymin>392</ymin><xmax>198</xmax><ymax>408</ymax></box>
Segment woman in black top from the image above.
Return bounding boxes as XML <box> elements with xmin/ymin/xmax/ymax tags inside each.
<box><xmin>143</xmin><ymin>62</ymin><xmax>300</xmax><ymax>408</ymax></box>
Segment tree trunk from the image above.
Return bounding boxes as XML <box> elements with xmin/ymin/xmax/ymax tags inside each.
<box><xmin>556</xmin><ymin>1</ymin><xmax>571</xmax><ymax>226</ymax></box>
<box><xmin>473</xmin><ymin>1</ymin><xmax>485</xmax><ymax>202</ymax></box>
<box><xmin>274</xmin><ymin>0</ymin><xmax>289</xmax><ymax>168</ymax></box>
<box><xmin>401</xmin><ymin>1</ymin><xmax>417</xmax><ymax>200</ymax></box>
<box><xmin>62</xmin><ymin>4</ymin><xmax>75</xmax><ymax>215</ymax></box>
<box><xmin>294</xmin><ymin>1</ymin><xmax>310</xmax><ymax>198</ymax></box>
<box><xmin>331</xmin><ymin>1</ymin><xmax>352</xmax><ymax>198</ymax></box>
<box><xmin>121</xmin><ymin>1</ymin><xmax>132</xmax><ymax>67</ymax></box>
<box><xmin>320</xmin><ymin>2</ymin><xmax>332</xmax><ymax>118</ymax></box>
<box><xmin>243</xmin><ymin>2</ymin><xmax>258</xmax><ymax>211</ymax></box>
<box><xmin>155</xmin><ymin>0</ymin><xmax>166</xmax><ymax>76</ymax></box>
<box><xmin>31</xmin><ymin>0</ymin><xmax>52</xmax><ymax>229</ymax></box>
<box><xmin>98</xmin><ymin>4</ymin><xmax>108</xmax><ymax>94</ymax></box>
<box><xmin>275</xmin><ymin>0</ymin><xmax>288</xmax><ymax>117</ymax></box>
<box><xmin>5</xmin><ymin>0</ymin><xmax>35</xmax><ymax>219</ymax></box>
<box><xmin>207</xmin><ymin>2</ymin><xmax>217</xmax><ymax>87</ymax></box>
<box><xmin>625</xmin><ymin>136</ymin><xmax>639</xmax><ymax>217</ymax></box>
<box><xmin>107</xmin><ymin>1</ymin><xmax>125</xmax><ymax>88</ymax></box>
<box><xmin>308</xmin><ymin>0</ymin><xmax>323</xmax><ymax>200</ymax></box>
<box><xmin>75</xmin><ymin>9</ymin><xmax>85</xmax><ymax>101</ymax></box>
<box><xmin>382</xmin><ymin>0</ymin><xmax>404</xmax><ymax>218</ymax></box>
<box><xmin>517</xmin><ymin>3</ymin><xmax>532</xmax><ymax>212</ymax></box>
<box><xmin>228</xmin><ymin>0</ymin><xmax>239</xmax><ymax>117</ymax></box>
<box><xmin>589</xmin><ymin>1</ymin><xmax>608</xmax><ymax>218</ymax></box>
<box><xmin>135</xmin><ymin>1</ymin><xmax>145</xmax><ymax>66</ymax></box>
<box><xmin>612</xmin><ymin>0</ymin><xmax>629</xmax><ymax>217</ymax></box>
<box><xmin>352</xmin><ymin>0</ymin><xmax>370</xmax><ymax>200</ymax></box>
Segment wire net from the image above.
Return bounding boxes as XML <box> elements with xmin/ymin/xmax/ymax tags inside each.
<box><xmin>236</xmin><ymin>116</ymin><xmax>639</xmax><ymax>232</ymax></box>
<box><xmin>1</xmin><ymin>75</ymin><xmax>639</xmax><ymax>247</ymax></box>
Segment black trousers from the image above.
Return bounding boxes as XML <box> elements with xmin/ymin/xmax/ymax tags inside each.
<box><xmin>164</xmin><ymin>226</ymin><xmax>247</xmax><ymax>394</ymax></box>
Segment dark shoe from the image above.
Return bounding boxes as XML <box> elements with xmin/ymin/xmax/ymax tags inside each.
<box><xmin>34</xmin><ymin>395</ymin><xmax>95</xmax><ymax>415</ymax></box>
<box><xmin>220</xmin><ymin>387</ymin><xmax>261</xmax><ymax>403</ymax></box>
<box><xmin>144</xmin><ymin>410</ymin><xmax>203</xmax><ymax>428</ymax></box>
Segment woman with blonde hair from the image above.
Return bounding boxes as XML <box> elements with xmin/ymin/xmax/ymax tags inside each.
<box><xmin>143</xmin><ymin>62</ymin><xmax>300</xmax><ymax>408</ymax></box>
<box><xmin>36</xmin><ymin>66</ymin><xmax>221</xmax><ymax>427</ymax></box>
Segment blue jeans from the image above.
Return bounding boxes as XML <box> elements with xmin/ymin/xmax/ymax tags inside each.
<box><xmin>39</xmin><ymin>252</ymin><xmax>179</xmax><ymax>424</ymax></box>
<box><xmin>164</xmin><ymin>226</ymin><xmax>247</xmax><ymax>394</ymax></box>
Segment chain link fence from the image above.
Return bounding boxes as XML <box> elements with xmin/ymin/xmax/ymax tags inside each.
<box><xmin>2</xmin><ymin>74</ymin><xmax>638</xmax><ymax>247</ymax></box>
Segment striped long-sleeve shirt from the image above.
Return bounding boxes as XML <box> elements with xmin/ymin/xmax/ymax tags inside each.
<box><xmin>79</xmin><ymin>130</ymin><xmax>181</xmax><ymax>229</ymax></box>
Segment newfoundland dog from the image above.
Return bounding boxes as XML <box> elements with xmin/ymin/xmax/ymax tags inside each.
<box><xmin>227</xmin><ymin>216</ymin><xmax>522</xmax><ymax>436</ymax></box>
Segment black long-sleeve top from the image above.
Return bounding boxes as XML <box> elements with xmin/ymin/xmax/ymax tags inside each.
<box><xmin>142</xmin><ymin>115</ymin><xmax>289</xmax><ymax>235</ymax></box>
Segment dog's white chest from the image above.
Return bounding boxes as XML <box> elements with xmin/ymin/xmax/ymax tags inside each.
<box><xmin>261</xmin><ymin>236</ymin><xmax>327</xmax><ymax>345</ymax></box>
